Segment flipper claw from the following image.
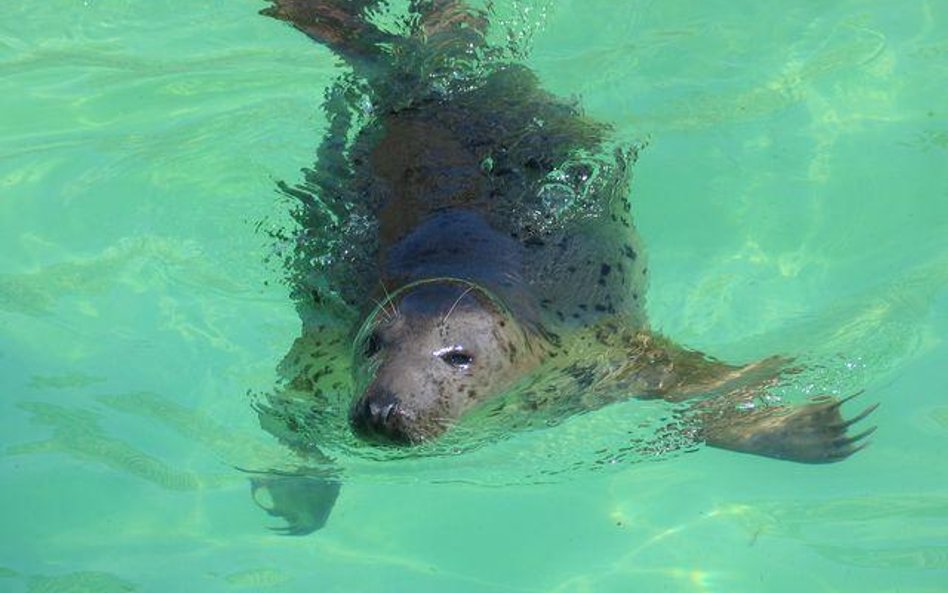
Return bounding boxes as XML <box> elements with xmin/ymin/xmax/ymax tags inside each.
<box><xmin>705</xmin><ymin>392</ymin><xmax>880</xmax><ymax>463</ymax></box>
<box><xmin>834</xmin><ymin>425</ymin><xmax>877</xmax><ymax>446</ymax></box>
<box><xmin>830</xmin><ymin>402</ymin><xmax>879</xmax><ymax>429</ymax></box>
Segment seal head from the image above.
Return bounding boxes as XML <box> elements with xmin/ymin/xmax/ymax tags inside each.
<box><xmin>349</xmin><ymin>279</ymin><xmax>538</xmax><ymax>445</ymax></box>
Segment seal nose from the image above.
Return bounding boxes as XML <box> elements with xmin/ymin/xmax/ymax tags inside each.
<box><xmin>349</xmin><ymin>389</ymin><xmax>411</xmax><ymax>445</ymax></box>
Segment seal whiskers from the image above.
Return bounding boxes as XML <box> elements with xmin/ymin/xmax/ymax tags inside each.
<box><xmin>441</xmin><ymin>285</ymin><xmax>475</xmax><ymax>327</ymax></box>
<box><xmin>377</xmin><ymin>280</ymin><xmax>400</xmax><ymax>322</ymax></box>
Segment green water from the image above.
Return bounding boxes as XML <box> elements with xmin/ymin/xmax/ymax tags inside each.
<box><xmin>2</xmin><ymin>1</ymin><xmax>947</xmax><ymax>591</ymax></box>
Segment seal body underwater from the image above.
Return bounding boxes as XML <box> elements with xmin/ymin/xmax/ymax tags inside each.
<box><xmin>249</xmin><ymin>0</ymin><xmax>877</xmax><ymax>534</ymax></box>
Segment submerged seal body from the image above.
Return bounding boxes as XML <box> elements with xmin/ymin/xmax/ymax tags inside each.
<box><xmin>341</xmin><ymin>74</ymin><xmax>648</xmax><ymax>444</ymax></box>
<box><xmin>251</xmin><ymin>0</ymin><xmax>877</xmax><ymax>534</ymax></box>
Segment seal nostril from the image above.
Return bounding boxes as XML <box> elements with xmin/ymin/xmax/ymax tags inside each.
<box><xmin>350</xmin><ymin>390</ymin><xmax>409</xmax><ymax>445</ymax></box>
<box><xmin>368</xmin><ymin>399</ymin><xmax>398</xmax><ymax>424</ymax></box>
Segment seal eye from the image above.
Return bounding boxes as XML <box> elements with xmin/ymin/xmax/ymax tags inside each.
<box><xmin>440</xmin><ymin>350</ymin><xmax>473</xmax><ymax>369</ymax></box>
<box><xmin>363</xmin><ymin>332</ymin><xmax>381</xmax><ymax>358</ymax></box>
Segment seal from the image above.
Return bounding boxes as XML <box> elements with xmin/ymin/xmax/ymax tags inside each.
<box><xmin>249</xmin><ymin>0</ymin><xmax>877</xmax><ymax>534</ymax></box>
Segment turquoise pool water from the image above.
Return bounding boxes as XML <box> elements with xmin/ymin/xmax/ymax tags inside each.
<box><xmin>2</xmin><ymin>1</ymin><xmax>946</xmax><ymax>591</ymax></box>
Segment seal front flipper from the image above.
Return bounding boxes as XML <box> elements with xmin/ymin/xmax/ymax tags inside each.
<box><xmin>242</xmin><ymin>467</ymin><xmax>340</xmax><ymax>535</ymax></box>
<box><xmin>622</xmin><ymin>336</ymin><xmax>879</xmax><ymax>462</ymax></box>
<box><xmin>615</xmin><ymin>332</ymin><xmax>789</xmax><ymax>403</ymax></box>
<box><xmin>241</xmin><ymin>400</ymin><xmax>342</xmax><ymax>535</ymax></box>
<box><xmin>696</xmin><ymin>392</ymin><xmax>879</xmax><ymax>463</ymax></box>
<box><xmin>587</xmin><ymin>328</ymin><xmax>878</xmax><ymax>463</ymax></box>
<box><xmin>247</xmin><ymin>326</ymin><xmax>351</xmax><ymax>534</ymax></box>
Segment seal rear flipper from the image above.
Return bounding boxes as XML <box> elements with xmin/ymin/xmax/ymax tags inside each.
<box><xmin>412</xmin><ymin>0</ymin><xmax>488</xmax><ymax>51</ymax></box>
<box><xmin>263</xmin><ymin>1</ymin><xmax>487</xmax><ymax>65</ymax></box>
<box><xmin>261</xmin><ymin>0</ymin><xmax>394</xmax><ymax>60</ymax></box>
<box><xmin>243</xmin><ymin>467</ymin><xmax>341</xmax><ymax>535</ymax></box>
<box><xmin>696</xmin><ymin>392</ymin><xmax>879</xmax><ymax>463</ymax></box>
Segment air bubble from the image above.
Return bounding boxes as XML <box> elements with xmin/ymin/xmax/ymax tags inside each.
<box><xmin>538</xmin><ymin>182</ymin><xmax>577</xmax><ymax>217</ymax></box>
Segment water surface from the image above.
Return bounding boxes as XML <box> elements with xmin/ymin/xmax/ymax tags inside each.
<box><xmin>2</xmin><ymin>1</ymin><xmax>946</xmax><ymax>592</ymax></box>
